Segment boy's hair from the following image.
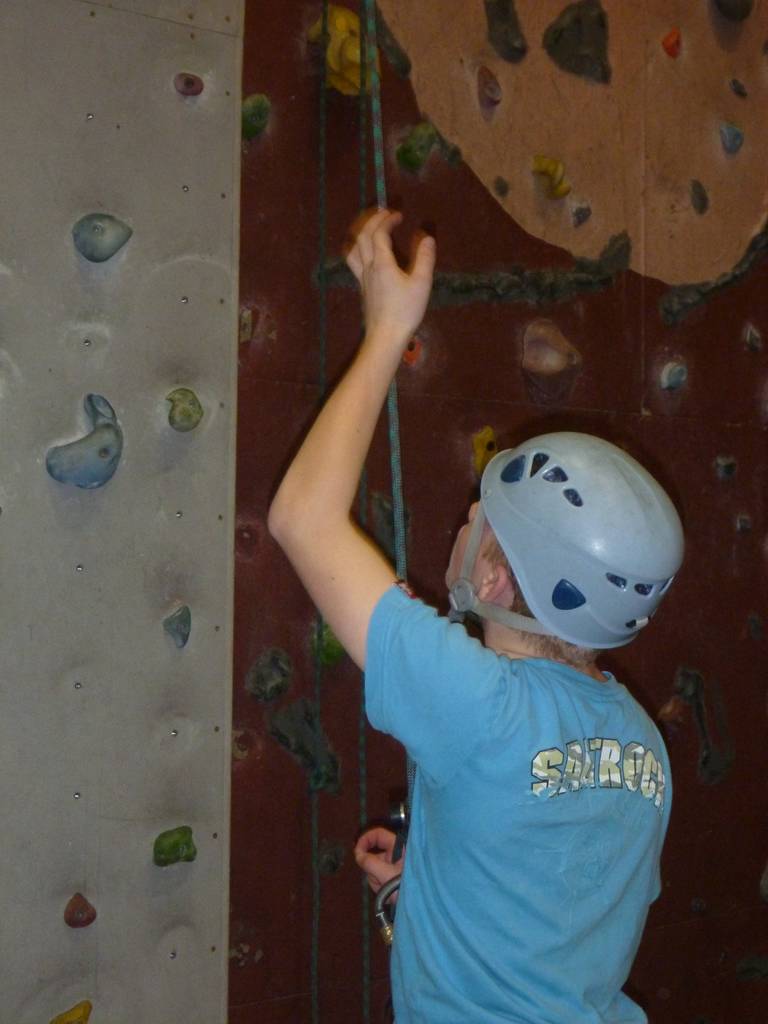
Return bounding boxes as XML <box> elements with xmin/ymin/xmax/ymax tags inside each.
<box><xmin>482</xmin><ymin>533</ymin><xmax>598</xmax><ymax>672</ymax></box>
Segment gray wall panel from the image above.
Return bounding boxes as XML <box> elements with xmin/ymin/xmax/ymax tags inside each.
<box><xmin>0</xmin><ymin>0</ymin><xmax>242</xmax><ymax>1019</ymax></box>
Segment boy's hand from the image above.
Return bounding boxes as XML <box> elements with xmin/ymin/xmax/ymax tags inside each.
<box><xmin>354</xmin><ymin>826</ymin><xmax>403</xmax><ymax>899</ymax></box>
<box><xmin>345</xmin><ymin>208</ymin><xmax>436</xmax><ymax>342</ymax></box>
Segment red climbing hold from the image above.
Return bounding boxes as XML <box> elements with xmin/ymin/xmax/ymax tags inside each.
<box><xmin>662</xmin><ymin>28</ymin><xmax>681</xmax><ymax>58</ymax></box>
<box><xmin>64</xmin><ymin>892</ymin><xmax>97</xmax><ymax>928</ymax></box>
<box><xmin>175</xmin><ymin>72</ymin><xmax>204</xmax><ymax>96</ymax></box>
<box><xmin>402</xmin><ymin>336</ymin><xmax>424</xmax><ymax>367</ymax></box>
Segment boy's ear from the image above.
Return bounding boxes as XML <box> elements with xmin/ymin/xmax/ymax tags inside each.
<box><xmin>477</xmin><ymin>561</ymin><xmax>516</xmax><ymax>608</ymax></box>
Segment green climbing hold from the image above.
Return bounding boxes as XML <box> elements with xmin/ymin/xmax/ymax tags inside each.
<box><xmin>312</xmin><ymin>619</ymin><xmax>346</xmax><ymax>667</ymax></box>
<box><xmin>397</xmin><ymin>122</ymin><xmax>438</xmax><ymax>173</ymax></box>
<box><xmin>153</xmin><ymin>825</ymin><xmax>197</xmax><ymax>867</ymax></box>
<box><xmin>73</xmin><ymin>213</ymin><xmax>133</xmax><ymax>263</ymax></box>
<box><xmin>242</xmin><ymin>93</ymin><xmax>271</xmax><ymax>140</ymax></box>
<box><xmin>167</xmin><ymin>387</ymin><xmax>204</xmax><ymax>432</ymax></box>
<box><xmin>396</xmin><ymin>122</ymin><xmax>460</xmax><ymax>174</ymax></box>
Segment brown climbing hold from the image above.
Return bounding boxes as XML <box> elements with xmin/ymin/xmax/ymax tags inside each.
<box><xmin>64</xmin><ymin>892</ymin><xmax>97</xmax><ymax>928</ymax></box>
<box><xmin>175</xmin><ymin>72</ymin><xmax>204</xmax><ymax>96</ymax></box>
<box><xmin>477</xmin><ymin>65</ymin><xmax>502</xmax><ymax>119</ymax></box>
<box><xmin>521</xmin><ymin>320</ymin><xmax>582</xmax><ymax>404</ymax></box>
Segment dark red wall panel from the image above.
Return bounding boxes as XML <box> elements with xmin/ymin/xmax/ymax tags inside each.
<box><xmin>233</xmin><ymin>4</ymin><xmax>768</xmax><ymax>1021</ymax></box>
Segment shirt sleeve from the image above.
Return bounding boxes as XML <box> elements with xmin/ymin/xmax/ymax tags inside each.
<box><xmin>365</xmin><ymin>586</ymin><xmax>516</xmax><ymax>786</ymax></box>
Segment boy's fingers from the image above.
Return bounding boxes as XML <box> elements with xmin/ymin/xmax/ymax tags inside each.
<box><xmin>372</xmin><ymin>210</ymin><xmax>403</xmax><ymax>256</ymax></box>
<box><xmin>355</xmin><ymin>826</ymin><xmax>396</xmax><ymax>859</ymax></box>
<box><xmin>345</xmin><ymin>207</ymin><xmax>390</xmax><ymax>270</ymax></box>
<box><xmin>409</xmin><ymin>233</ymin><xmax>436</xmax><ymax>281</ymax></box>
<box><xmin>345</xmin><ymin>244</ymin><xmax>363</xmax><ymax>282</ymax></box>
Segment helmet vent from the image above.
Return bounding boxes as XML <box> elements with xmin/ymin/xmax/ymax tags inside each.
<box><xmin>606</xmin><ymin>573</ymin><xmax>627</xmax><ymax>589</ymax></box>
<box><xmin>563</xmin><ymin>488</ymin><xmax>583</xmax><ymax>507</ymax></box>
<box><xmin>634</xmin><ymin>583</ymin><xmax>653</xmax><ymax>596</ymax></box>
<box><xmin>542</xmin><ymin>466</ymin><xmax>568</xmax><ymax>483</ymax></box>
<box><xmin>552</xmin><ymin>578</ymin><xmax>586</xmax><ymax>610</ymax></box>
<box><xmin>530</xmin><ymin>452</ymin><xmax>550</xmax><ymax>476</ymax></box>
<box><xmin>501</xmin><ymin>454</ymin><xmax>526</xmax><ymax>483</ymax></box>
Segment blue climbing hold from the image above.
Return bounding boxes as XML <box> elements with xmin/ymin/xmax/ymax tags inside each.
<box><xmin>72</xmin><ymin>213</ymin><xmax>133</xmax><ymax>263</ymax></box>
<box><xmin>163</xmin><ymin>605</ymin><xmax>191</xmax><ymax>649</ymax></box>
<box><xmin>719</xmin><ymin>122</ymin><xmax>744</xmax><ymax>155</ymax></box>
<box><xmin>46</xmin><ymin>395</ymin><xmax>123</xmax><ymax>488</ymax></box>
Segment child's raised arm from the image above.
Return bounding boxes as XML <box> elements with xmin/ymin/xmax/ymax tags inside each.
<box><xmin>267</xmin><ymin>209</ymin><xmax>435</xmax><ymax>669</ymax></box>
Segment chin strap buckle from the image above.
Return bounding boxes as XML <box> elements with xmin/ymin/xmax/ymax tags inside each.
<box><xmin>448</xmin><ymin>577</ymin><xmax>476</xmax><ymax>621</ymax></box>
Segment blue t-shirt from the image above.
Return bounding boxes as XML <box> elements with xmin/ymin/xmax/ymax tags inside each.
<box><xmin>365</xmin><ymin>587</ymin><xmax>671</xmax><ymax>1024</ymax></box>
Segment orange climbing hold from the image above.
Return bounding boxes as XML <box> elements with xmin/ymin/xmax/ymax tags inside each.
<box><xmin>662</xmin><ymin>28</ymin><xmax>681</xmax><ymax>58</ymax></box>
<box><xmin>50</xmin><ymin>1001</ymin><xmax>92</xmax><ymax>1024</ymax></box>
<box><xmin>402</xmin><ymin>336</ymin><xmax>423</xmax><ymax>367</ymax></box>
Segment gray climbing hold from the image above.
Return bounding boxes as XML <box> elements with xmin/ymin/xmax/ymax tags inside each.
<box><xmin>163</xmin><ymin>605</ymin><xmax>191</xmax><ymax>649</ymax></box>
<box><xmin>714</xmin><ymin>0</ymin><xmax>753</xmax><ymax>22</ymax></box>
<box><xmin>484</xmin><ymin>0</ymin><xmax>527</xmax><ymax>63</ymax></box>
<box><xmin>734</xmin><ymin>513</ymin><xmax>752</xmax><ymax>533</ymax></box>
<box><xmin>729</xmin><ymin>78</ymin><xmax>748</xmax><ymax>98</ymax></box>
<box><xmin>166</xmin><ymin>387</ymin><xmax>204</xmax><ymax>432</ymax></box>
<box><xmin>318</xmin><ymin>839</ymin><xmax>346</xmax><ymax>876</ymax></box>
<box><xmin>542</xmin><ymin>0</ymin><xmax>611</xmax><ymax>84</ymax></box>
<box><xmin>46</xmin><ymin>394</ymin><xmax>123</xmax><ymax>489</ymax></box>
<box><xmin>714</xmin><ymin>454</ymin><xmax>737</xmax><ymax>480</ymax></box>
<box><xmin>690</xmin><ymin>180</ymin><xmax>709</xmax><ymax>215</ymax></box>
<box><xmin>742</xmin><ymin>322</ymin><xmax>762</xmax><ymax>351</ymax></box>
<box><xmin>572</xmin><ymin>203</ymin><xmax>592</xmax><ymax>227</ymax></box>
<box><xmin>72</xmin><ymin>213</ymin><xmax>133</xmax><ymax>263</ymax></box>
<box><xmin>719</xmin><ymin>122</ymin><xmax>744</xmax><ymax>155</ymax></box>
<box><xmin>269</xmin><ymin>698</ymin><xmax>340</xmax><ymax>792</ymax></box>
<box><xmin>245</xmin><ymin>647</ymin><xmax>292</xmax><ymax>702</ymax></box>
<box><xmin>660</xmin><ymin>361</ymin><xmax>688</xmax><ymax>391</ymax></box>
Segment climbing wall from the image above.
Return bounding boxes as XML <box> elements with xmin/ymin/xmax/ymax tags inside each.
<box><xmin>0</xmin><ymin>1</ymin><xmax>242</xmax><ymax>1021</ymax></box>
<box><xmin>235</xmin><ymin>1</ymin><xmax>768</xmax><ymax>1021</ymax></box>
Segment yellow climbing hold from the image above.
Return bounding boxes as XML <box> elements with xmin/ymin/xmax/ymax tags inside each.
<box><xmin>308</xmin><ymin>5</ymin><xmax>379</xmax><ymax>95</ymax></box>
<box><xmin>50</xmin><ymin>1001</ymin><xmax>92</xmax><ymax>1024</ymax></box>
<box><xmin>532</xmin><ymin>155</ymin><xmax>571</xmax><ymax>198</ymax></box>
<box><xmin>472</xmin><ymin>426</ymin><xmax>498</xmax><ymax>478</ymax></box>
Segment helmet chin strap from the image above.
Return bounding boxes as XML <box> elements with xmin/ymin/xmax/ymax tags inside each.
<box><xmin>448</xmin><ymin>504</ymin><xmax>553</xmax><ymax>638</ymax></box>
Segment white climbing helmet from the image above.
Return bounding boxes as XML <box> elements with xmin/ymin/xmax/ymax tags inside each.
<box><xmin>450</xmin><ymin>432</ymin><xmax>684</xmax><ymax>649</ymax></box>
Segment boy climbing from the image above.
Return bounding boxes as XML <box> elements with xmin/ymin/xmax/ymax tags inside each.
<box><xmin>268</xmin><ymin>209</ymin><xmax>684</xmax><ymax>1023</ymax></box>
